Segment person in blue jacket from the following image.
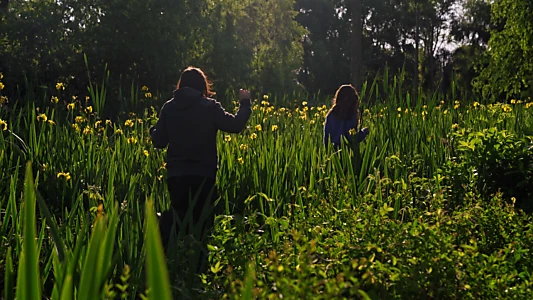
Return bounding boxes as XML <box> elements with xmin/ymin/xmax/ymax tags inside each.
<box><xmin>323</xmin><ymin>84</ymin><xmax>369</xmax><ymax>149</ymax></box>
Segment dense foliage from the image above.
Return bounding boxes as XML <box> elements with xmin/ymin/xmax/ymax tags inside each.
<box><xmin>1</xmin><ymin>72</ymin><xmax>533</xmax><ymax>298</ymax></box>
<box><xmin>2</xmin><ymin>0</ymin><xmax>533</xmax><ymax>298</ymax></box>
<box><xmin>1</xmin><ymin>0</ymin><xmax>532</xmax><ymax>104</ymax></box>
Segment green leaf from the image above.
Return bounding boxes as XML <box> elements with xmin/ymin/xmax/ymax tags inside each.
<box><xmin>35</xmin><ymin>188</ymin><xmax>66</xmax><ymax>262</ymax></box>
<box><xmin>145</xmin><ymin>200</ymin><xmax>172</xmax><ymax>300</ymax></box>
<box><xmin>16</xmin><ymin>162</ymin><xmax>41</xmax><ymax>299</ymax></box>
<box><xmin>78</xmin><ymin>214</ymin><xmax>107</xmax><ymax>300</ymax></box>
<box><xmin>358</xmin><ymin>289</ymin><xmax>372</xmax><ymax>300</ymax></box>
<box><xmin>241</xmin><ymin>263</ymin><xmax>256</xmax><ymax>300</ymax></box>
<box><xmin>60</xmin><ymin>275</ymin><xmax>74</xmax><ymax>300</ymax></box>
<box><xmin>4</xmin><ymin>247</ymin><xmax>14</xmax><ymax>300</ymax></box>
<box><xmin>211</xmin><ymin>261</ymin><xmax>222</xmax><ymax>274</ymax></box>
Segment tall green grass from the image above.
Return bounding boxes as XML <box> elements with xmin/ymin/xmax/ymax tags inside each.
<box><xmin>1</xmin><ymin>70</ymin><xmax>532</xmax><ymax>298</ymax></box>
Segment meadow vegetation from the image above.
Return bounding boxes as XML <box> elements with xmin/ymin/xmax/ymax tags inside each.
<box><xmin>1</xmin><ymin>72</ymin><xmax>533</xmax><ymax>298</ymax></box>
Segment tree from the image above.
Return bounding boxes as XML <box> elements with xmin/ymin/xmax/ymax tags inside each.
<box><xmin>351</xmin><ymin>0</ymin><xmax>362</xmax><ymax>89</ymax></box>
<box><xmin>448</xmin><ymin>0</ymin><xmax>492</xmax><ymax>99</ymax></box>
<box><xmin>474</xmin><ymin>0</ymin><xmax>533</xmax><ymax>99</ymax></box>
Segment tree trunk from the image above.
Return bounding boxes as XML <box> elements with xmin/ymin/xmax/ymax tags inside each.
<box><xmin>351</xmin><ymin>0</ymin><xmax>362</xmax><ymax>90</ymax></box>
<box><xmin>414</xmin><ymin>3</ymin><xmax>420</xmax><ymax>100</ymax></box>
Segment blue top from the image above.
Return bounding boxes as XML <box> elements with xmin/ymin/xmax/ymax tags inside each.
<box><xmin>323</xmin><ymin>113</ymin><xmax>368</xmax><ymax>148</ymax></box>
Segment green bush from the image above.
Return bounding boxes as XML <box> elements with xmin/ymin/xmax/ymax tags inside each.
<box><xmin>445</xmin><ymin>128</ymin><xmax>533</xmax><ymax>211</ymax></box>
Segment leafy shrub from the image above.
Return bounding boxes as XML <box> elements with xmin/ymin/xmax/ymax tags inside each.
<box><xmin>445</xmin><ymin>128</ymin><xmax>533</xmax><ymax>211</ymax></box>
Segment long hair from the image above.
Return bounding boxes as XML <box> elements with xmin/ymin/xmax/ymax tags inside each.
<box><xmin>328</xmin><ymin>84</ymin><xmax>360</xmax><ymax>123</ymax></box>
<box><xmin>176</xmin><ymin>66</ymin><xmax>213</xmax><ymax>97</ymax></box>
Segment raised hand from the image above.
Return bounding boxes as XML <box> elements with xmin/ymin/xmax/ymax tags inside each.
<box><xmin>239</xmin><ymin>89</ymin><xmax>251</xmax><ymax>101</ymax></box>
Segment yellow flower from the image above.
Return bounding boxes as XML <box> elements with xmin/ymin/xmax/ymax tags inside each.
<box><xmin>454</xmin><ymin>104</ymin><xmax>460</xmax><ymax>109</ymax></box>
<box><xmin>263</xmin><ymin>94</ymin><xmax>269</xmax><ymax>100</ymax></box>
<box><xmin>473</xmin><ymin>102</ymin><xmax>480</xmax><ymax>108</ymax></box>
<box><xmin>157</xmin><ymin>162</ymin><xmax>167</xmax><ymax>172</ymax></box>
<box><xmin>0</xmin><ymin>95</ymin><xmax>7</xmax><ymax>105</ymax></box>
<box><xmin>56</xmin><ymin>82</ymin><xmax>65</xmax><ymax>91</ymax></box>
<box><xmin>85</xmin><ymin>96</ymin><xmax>90</xmax><ymax>102</ymax></box>
<box><xmin>143</xmin><ymin>150</ymin><xmax>149</xmax><ymax>157</ymax></box>
<box><xmin>0</xmin><ymin>119</ymin><xmax>7</xmax><ymax>131</ymax></box>
<box><xmin>85</xmin><ymin>106</ymin><xmax>93</xmax><ymax>114</ymax></box>
<box><xmin>72</xmin><ymin>124</ymin><xmax>80</xmax><ymax>132</ymax></box>
<box><xmin>57</xmin><ymin>172</ymin><xmax>71</xmax><ymax>181</ymax></box>
<box><xmin>37</xmin><ymin>113</ymin><xmax>48</xmax><ymax>122</ymax></box>
<box><xmin>310</xmin><ymin>120</ymin><xmax>316</xmax><ymax>125</ymax></box>
<box><xmin>48</xmin><ymin>120</ymin><xmax>56</xmax><ymax>125</ymax></box>
<box><xmin>145</xmin><ymin>92</ymin><xmax>152</xmax><ymax>98</ymax></box>
<box><xmin>141</xmin><ymin>86</ymin><xmax>149</xmax><ymax>91</ymax></box>
<box><xmin>397</xmin><ymin>107</ymin><xmax>402</xmax><ymax>112</ymax></box>
<box><xmin>115</xmin><ymin>129</ymin><xmax>123</xmax><ymax>135</ymax></box>
<box><xmin>127</xmin><ymin>137</ymin><xmax>138</xmax><ymax>144</ymax></box>
<box><xmin>75</xmin><ymin>116</ymin><xmax>84</xmax><ymax>123</ymax></box>
<box><xmin>502</xmin><ymin>105</ymin><xmax>512</xmax><ymax>113</ymax></box>
<box><xmin>105</xmin><ymin>120</ymin><xmax>112</xmax><ymax>126</ymax></box>
<box><xmin>526</xmin><ymin>103</ymin><xmax>533</xmax><ymax>109</ymax></box>
<box><xmin>224</xmin><ymin>135</ymin><xmax>232</xmax><ymax>142</ymax></box>
<box><xmin>255</xmin><ymin>124</ymin><xmax>262</xmax><ymax>131</ymax></box>
<box><xmin>136</xmin><ymin>118</ymin><xmax>143</xmax><ymax>124</ymax></box>
<box><xmin>51</xmin><ymin>96</ymin><xmax>59</xmax><ymax>104</ymax></box>
<box><xmin>443</xmin><ymin>110</ymin><xmax>448</xmax><ymax>115</ymax></box>
<box><xmin>271</xmin><ymin>125</ymin><xmax>278</xmax><ymax>132</ymax></box>
<box><xmin>125</xmin><ymin>120</ymin><xmax>134</xmax><ymax>127</ymax></box>
<box><xmin>452</xmin><ymin>123</ymin><xmax>459</xmax><ymax>130</ymax></box>
<box><xmin>0</xmin><ymin>82</ymin><xmax>5</xmax><ymax>90</ymax></box>
<box><xmin>83</xmin><ymin>126</ymin><xmax>92</xmax><ymax>135</ymax></box>
<box><xmin>67</xmin><ymin>103</ymin><xmax>75</xmax><ymax>110</ymax></box>
<box><xmin>250</xmin><ymin>133</ymin><xmax>257</xmax><ymax>140</ymax></box>
<box><xmin>510</xmin><ymin>99</ymin><xmax>516</xmax><ymax>104</ymax></box>
<box><xmin>302</xmin><ymin>101</ymin><xmax>308</xmax><ymax>106</ymax></box>
<box><xmin>239</xmin><ymin>144</ymin><xmax>249</xmax><ymax>150</ymax></box>
<box><xmin>238</xmin><ymin>157</ymin><xmax>244</xmax><ymax>164</ymax></box>
<box><xmin>94</xmin><ymin>120</ymin><xmax>102</xmax><ymax>128</ymax></box>
<box><xmin>0</xmin><ymin>72</ymin><xmax>3</xmax><ymax>79</ymax></box>
<box><xmin>349</xmin><ymin>128</ymin><xmax>357</xmax><ymax>135</ymax></box>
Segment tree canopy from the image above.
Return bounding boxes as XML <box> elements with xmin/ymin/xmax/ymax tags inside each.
<box><xmin>0</xmin><ymin>0</ymin><xmax>532</xmax><ymax>102</ymax></box>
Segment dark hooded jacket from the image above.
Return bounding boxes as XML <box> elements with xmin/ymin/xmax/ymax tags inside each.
<box><xmin>150</xmin><ymin>87</ymin><xmax>252</xmax><ymax>179</ymax></box>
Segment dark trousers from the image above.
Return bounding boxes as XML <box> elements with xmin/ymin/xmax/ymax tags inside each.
<box><xmin>159</xmin><ymin>176</ymin><xmax>218</xmax><ymax>245</ymax></box>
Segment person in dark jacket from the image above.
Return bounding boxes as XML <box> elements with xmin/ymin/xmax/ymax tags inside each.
<box><xmin>323</xmin><ymin>84</ymin><xmax>369</xmax><ymax>149</ymax></box>
<box><xmin>150</xmin><ymin>66</ymin><xmax>252</xmax><ymax>244</ymax></box>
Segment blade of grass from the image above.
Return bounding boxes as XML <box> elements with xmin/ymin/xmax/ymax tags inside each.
<box><xmin>16</xmin><ymin>162</ymin><xmax>41</xmax><ymax>299</ymax></box>
<box><xmin>4</xmin><ymin>247</ymin><xmax>14</xmax><ymax>300</ymax></box>
<box><xmin>145</xmin><ymin>199</ymin><xmax>172</xmax><ymax>300</ymax></box>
